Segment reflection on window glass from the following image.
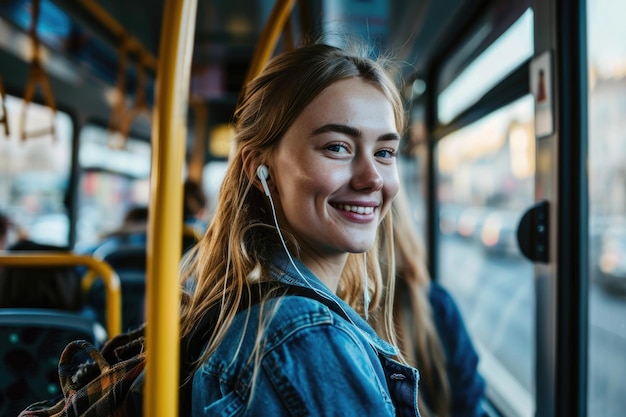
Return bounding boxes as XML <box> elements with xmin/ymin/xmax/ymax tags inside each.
<box><xmin>436</xmin><ymin>96</ymin><xmax>535</xmax><ymax>417</ymax></box>
<box><xmin>438</xmin><ymin>9</ymin><xmax>534</xmax><ymax>124</ymax></box>
<box><xmin>75</xmin><ymin>126</ymin><xmax>150</xmax><ymax>249</ymax></box>
<box><xmin>0</xmin><ymin>95</ymin><xmax>72</xmax><ymax>247</ymax></box>
<box><xmin>587</xmin><ymin>0</ymin><xmax>626</xmax><ymax>415</ymax></box>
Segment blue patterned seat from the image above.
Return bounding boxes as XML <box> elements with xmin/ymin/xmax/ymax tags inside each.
<box><xmin>0</xmin><ymin>309</ymin><xmax>106</xmax><ymax>417</ymax></box>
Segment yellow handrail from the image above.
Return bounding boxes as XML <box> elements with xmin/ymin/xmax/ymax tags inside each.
<box><xmin>145</xmin><ymin>0</ymin><xmax>198</xmax><ymax>415</ymax></box>
<box><xmin>20</xmin><ymin>0</ymin><xmax>57</xmax><ymax>141</ymax></box>
<box><xmin>78</xmin><ymin>0</ymin><xmax>158</xmax><ymax>70</ymax></box>
<box><xmin>244</xmin><ymin>0</ymin><xmax>297</xmax><ymax>83</ymax></box>
<box><xmin>0</xmin><ymin>253</ymin><xmax>122</xmax><ymax>337</ymax></box>
<box><xmin>117</xmin><ymin>54</ymin><xmax>152</xmax><ymax>140</ymax></box>
<box><xmin>107</xmin><ymin>37</ymin><xmax>132</xmax><ymax>143</ymax></box>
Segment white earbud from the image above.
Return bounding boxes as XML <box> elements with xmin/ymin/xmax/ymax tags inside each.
<box><xmin>256</xmin><ymin>164</ymin><xmax>271</xmax><ymax>197</ymax></box>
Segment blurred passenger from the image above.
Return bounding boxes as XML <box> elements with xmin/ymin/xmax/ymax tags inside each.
<box><xmin>121</xmin><ymin>206</ymin><xmax>150</xmax><ymax>227</ymax></box>
<box><xmin>76</xmin><ymin>181</ymin><xmax>207</xmax><ymax>302</ymax></box>
<box><xmin>183</xmin><ymin>179</ymin><xmax>208</xmax><ymax>227</ymax></box>
<box><xmin>182</xmin><ymin>179</ymin><xmax>208</xmax><ymax>252</ymax></box>
<box><xmin>102</xmin><ymin>205</ymin><xmax>150</xmax><ymax>246</ymax></box>
<box><xmin>391</xmin><ymin>190</ymin><xmax>488</xmax><ymax>417</ymax></box>
<box><xmin>88</xmin><ymin>179</ymin><xmax>208</xmax><ymax>257</ymax></box>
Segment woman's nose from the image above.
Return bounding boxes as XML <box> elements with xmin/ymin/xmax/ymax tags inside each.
<box><xmin>350</xmin><ymin>157</ymin><xmax>383</xmax><ymax>191</ymax></box>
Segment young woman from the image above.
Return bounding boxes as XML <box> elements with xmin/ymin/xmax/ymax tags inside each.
<box><xmin>179</xmin><ymin>42</ymin><xmax>420</xmax><ymax>416</ymax></box>
<box><xmin>391</xmin><ymin>190</ymin><xmax>487</xmax><ymax>417</ymax></box>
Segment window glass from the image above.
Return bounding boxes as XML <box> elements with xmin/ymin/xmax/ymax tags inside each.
<box><xmin>438</xmin><ymin>9</ymin><xmax>534</xmax><ymax>124</ymax></box>
<box><xmin>75</xmin><ymin>126</ymin><xmax>150</xmax><ymax>249</ymax></box>
<box><xmin>0</xmin><ymin>94</ymin><xmax>72</xmax><ymax>247</ymax></box>
<box><xmin>436</xmin><ymin>96</ymin><xmax>535</xmax><ymax>416</ymax></box>
<box><xmin>587</xmin><ymin>0</ymin><xmax>626</xmax><ymax>415</ymax></box>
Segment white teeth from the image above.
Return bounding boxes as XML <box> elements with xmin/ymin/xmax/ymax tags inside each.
<box><xmin>334</xmin><ymin>204</ymin><xmax>374</xmax><ymax>214</ymax></box>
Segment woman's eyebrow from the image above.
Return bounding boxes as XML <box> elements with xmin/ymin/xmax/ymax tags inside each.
<box><xmin>312</xmin><ymin>123</ymin><xmax>400</xmax><ymax>142</ymax></box>
<box><xmin>312</xmin><ymin>123</ymin><xmax>360</xmax><ymax>137</ymax></box>
<box><xmin>379</xmin><ymin>132</ymin><xmax>401</xmax><ymax>142</ymax></box>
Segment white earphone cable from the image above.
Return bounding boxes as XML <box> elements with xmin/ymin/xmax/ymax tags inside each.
<box><xmin>363</xmin><ymin>251</ymin><xmax>369</xmax><ymax>321</ymax></box>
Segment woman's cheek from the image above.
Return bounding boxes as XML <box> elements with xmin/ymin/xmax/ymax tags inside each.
<box><xmin>384</xmin><ymin>170</ymin><xmax>400</xmax><ymax>201</ymax></box>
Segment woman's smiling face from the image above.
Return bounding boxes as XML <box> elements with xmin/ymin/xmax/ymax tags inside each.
<box><xmin>269</xmin><ymin>77</ymin><xmax>400</xmax><ymax>261</ymax></box>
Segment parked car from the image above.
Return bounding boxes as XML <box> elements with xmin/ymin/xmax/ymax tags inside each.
<box><xmin>457</xmin><ymin>206</ymin><xmax>489</xmax><ymax>241</ymax></box>
<box><xmin>479</xmin><ymin>210</ymin><xmax>523</xmax><ymax>257</ymax></box>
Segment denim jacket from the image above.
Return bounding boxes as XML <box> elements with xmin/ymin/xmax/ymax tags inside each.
<box><xmin>191</xmin><ymin>252</ymin><xmax>421</xmax><ymax>417</ymax></box>
<box><xmin>429</xmin><ymin>282</ymin><xmax>487</xmax><ymax>417</ymax></box>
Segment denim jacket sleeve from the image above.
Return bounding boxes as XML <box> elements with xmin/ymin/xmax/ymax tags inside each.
<box><xmin>429</xmin><ymin>282</ymin><xmax>488</xmax><ymax>417</ymax></box>
<box><xmin>192</xmin><ymin>296</ymin><xmax>400</xmax><ymax>417</ymax></box>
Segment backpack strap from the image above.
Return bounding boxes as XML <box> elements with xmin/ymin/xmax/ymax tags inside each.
<box><xmin>178</xmin><ymin>282</ymin><xmax>349</xmax><ymax>416</ymax></box>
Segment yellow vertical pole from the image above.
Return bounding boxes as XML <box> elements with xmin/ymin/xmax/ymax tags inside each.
<box><xmin>144</xmin><ymin>0</ymin><xmax>198</xmax><ymax>416</ymax></box>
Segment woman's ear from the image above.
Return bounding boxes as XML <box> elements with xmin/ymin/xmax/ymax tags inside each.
<box><xmin>241</xmin><ymin>149</ymin><xmax>267</xmax><ymax>194</ymax></box>
<box><xmin>241</xmin><ymin>149</ymin><xmax>257</xmax><ymax>181</ymax></box>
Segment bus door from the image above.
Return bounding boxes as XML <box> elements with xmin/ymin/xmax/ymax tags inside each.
<box><xmin>531</xmin><ymin>0</ymin><xmax>626</xmax><ymax>416</ymax></box>
<box><xmin>427</xmin><ymin>1</ymin><xmax>625</xmax><ymax>416</ymax></box>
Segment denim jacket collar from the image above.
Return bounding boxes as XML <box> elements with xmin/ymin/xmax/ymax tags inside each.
<box><xmin>268</xmin><ymin>250</ymin><xmax>399</xmax><ymax>358</ymax></box>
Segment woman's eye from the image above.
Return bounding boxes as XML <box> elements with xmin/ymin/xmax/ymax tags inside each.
<box><xmin>375</xmin><ymin>148</ymin><xmax>397</xmax><ymax>158</ymax></box>
<box><xmin>326</xmin><ymin>143</ymin><xmax>349</xmax><ymax>153</ymax></box>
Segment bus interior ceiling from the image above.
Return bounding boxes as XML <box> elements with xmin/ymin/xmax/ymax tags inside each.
<box><xmin>0</xmin><ymin>0</ymin><xmax>492</xmax><ymax>146</ymax></box>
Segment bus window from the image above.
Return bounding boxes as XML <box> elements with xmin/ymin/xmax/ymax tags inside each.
<box><xmin>75</xmin><ymin>125</ymin><xmax>150</xmax><ymax>249</ymax></box>
<box><xmin>587</xmin><ymin>0</ymin><xmax>626</xmax><ymax>414</ymax></box>
<box><xmin>436</xmin><ymin>95</ymin><xmax>535</xmax><ymax>417</ymax></box>
<box><xmin>0</xmin><ymin>94</ymin><xmax>72</xmax><ymax>247</ymax></box>
<box><xmin>438</xmin><ymin>8</ymin><xmax>534</xmax><ymax>124</ymax></box>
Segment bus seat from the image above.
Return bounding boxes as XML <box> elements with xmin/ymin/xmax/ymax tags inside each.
<box><xmin>86</xmin><ymin>232</ymin><xmax>198</xmax><ymax>332</ymax></box>
<box><xmin>91</xmin><ymin>227</ymin><xmax>198</xmax><ymax>271</ymax></box>
<box><xmin>87</xmin><ymin>244</ymin><xmax>147</xmax><ymax>331</ymax></box>
<box><xmin>87</xmin><ymin>269</ymin><xmax>146</xmax><ymax>332</ymax></box>
<box><xmin>97</xmin><ymin>244</ymin><xmax>147</xmax><ymax>271</ymax></box>
<box><xmin>0</xmin><ymin>309</ymin><xmax>107</xmax><ymax>416</ymax></box>
<box><xmin>0</xmin><ymin>240</ymin><xmax>82</xmax><ymax>312</ymax></box>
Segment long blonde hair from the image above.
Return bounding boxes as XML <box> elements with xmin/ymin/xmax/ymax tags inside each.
<box><xmin>179</xmin><ymin>42</ymin><xmax>406</xmax><ymax>369</ymax></box>
<box><xmin>391</xmin><ymin>190</ymin><xmax>451</xmax><ymax>417</ymax></box>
